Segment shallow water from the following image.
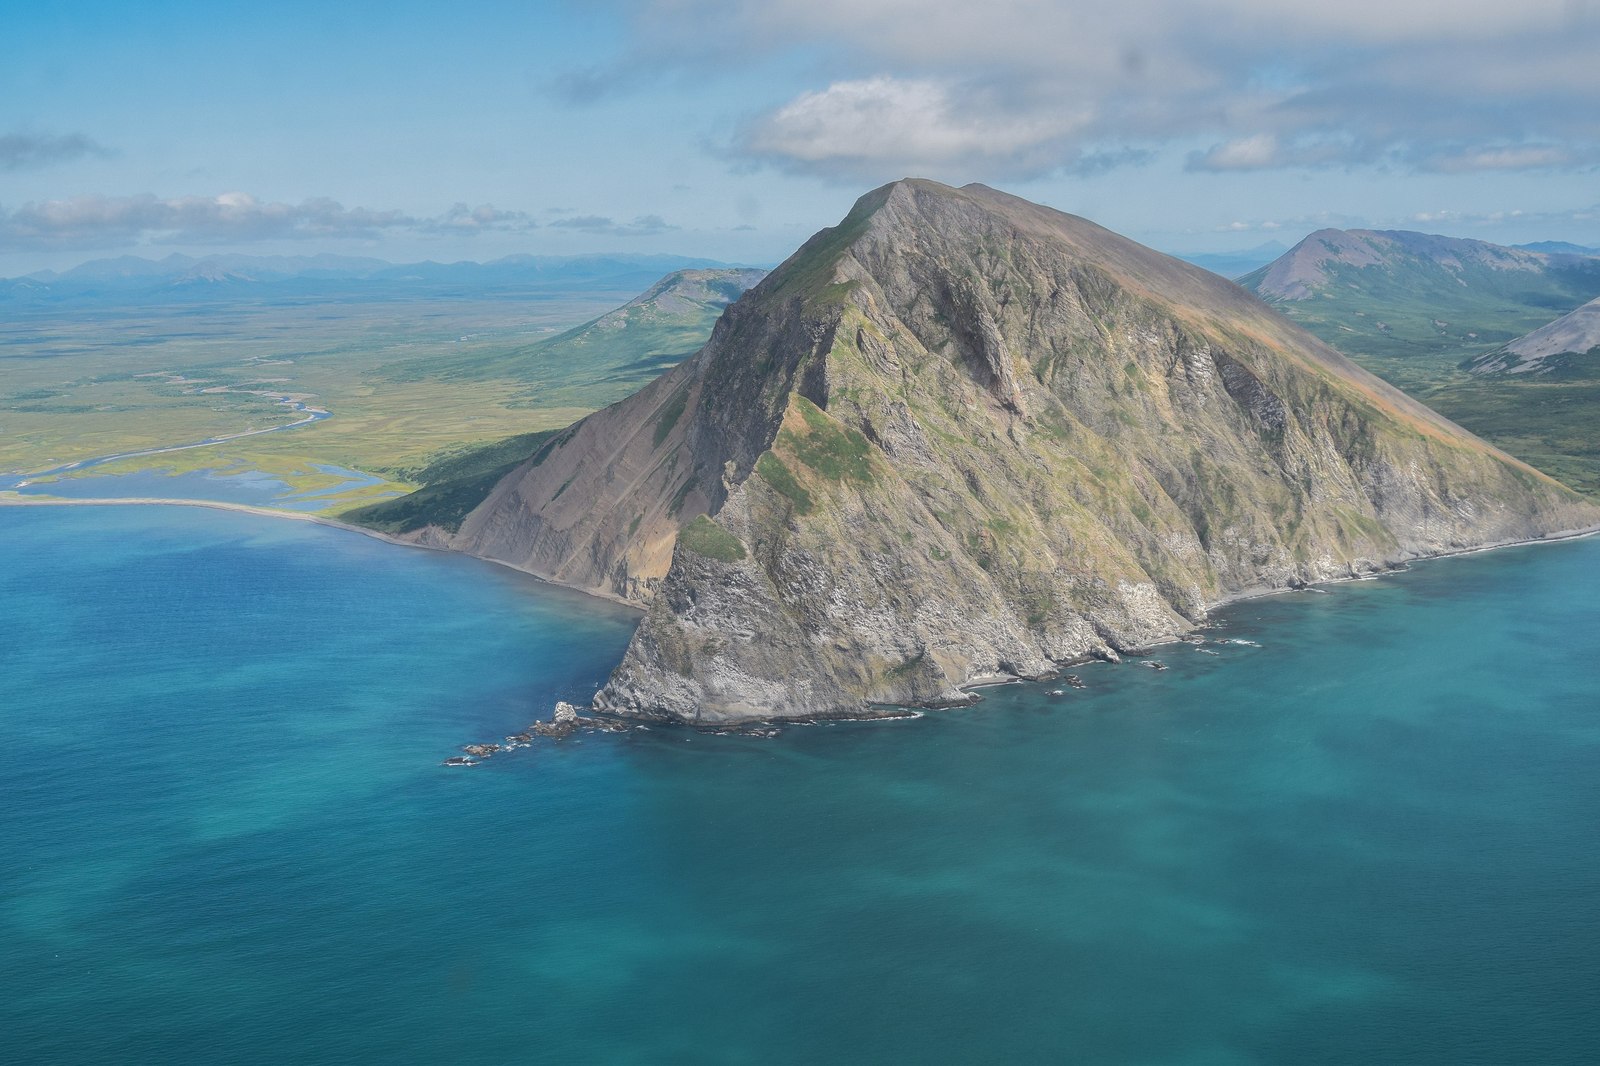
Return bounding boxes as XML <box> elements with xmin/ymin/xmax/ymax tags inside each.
<box><xmin>10</xmin><ymin>461</ymin><xmax>395</xmax><ymax>511</ymax></box>
<box><xmin>3</xmin><ymin>506</ymin><xmax>1597</xmax><ymax>1064</ymax></box>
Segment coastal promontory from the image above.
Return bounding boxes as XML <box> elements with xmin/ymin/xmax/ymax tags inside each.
<box><xmin>399</xmin><ymin>179</ymin><xmax>1600</xmax><ymax>722</ymax></box>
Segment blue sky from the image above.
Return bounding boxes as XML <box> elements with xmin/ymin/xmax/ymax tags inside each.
<box><xmin>4</xmin><ymin>0</ymin><xmax>1599</xmax><ymax>274</ymax></box>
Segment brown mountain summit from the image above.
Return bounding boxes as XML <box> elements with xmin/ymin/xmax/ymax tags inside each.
<box><xmin>418</xmin><ymin>179</ymin><xmax>1598</xmax><ymax>722</ymax></box>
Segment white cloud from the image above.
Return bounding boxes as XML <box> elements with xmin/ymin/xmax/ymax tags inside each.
<box><xmin>1421</xmin><ymin>146</ymin><xmax>1585</xmax><ymax>173</ymax></box>
<box><xmin>586</xmin><ymin>0</ymin><xmax>1600</xmax><ymax>180</ymax></box>
<box><xmin>424</xmin><ymin>202</ymin><xmax>536</xmax><ymax>232</ymax></box>
<box><xmin>1186</xmin><ymin>133</ymin><xmax>1373</xmax><ymax>172</ymax></box>
<box><xmin>1190</xmin><ymin>134</ymin><xmax>1282</xmax><ymax>171</ymax></box>
<box><xmin>737</xmin><ymin>76</ymin><xmax>1090</xmax><ymax>179</ymax></box>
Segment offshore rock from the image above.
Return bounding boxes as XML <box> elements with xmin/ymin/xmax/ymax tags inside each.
<box><xmin>443</xmin><ymin>179</ymin><xmax>1600</xmax><ymax>724</ymax></box>
<box><xmin>531</xmin><ymin>701</ymin><xmax>583</xmax><ymax>738</ymax></box>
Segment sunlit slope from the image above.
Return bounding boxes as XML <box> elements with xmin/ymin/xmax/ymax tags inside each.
<box><xmin>419</xmin><ymin>180</ymin><xmax>1598</xmax><ymax>722</ymax></box>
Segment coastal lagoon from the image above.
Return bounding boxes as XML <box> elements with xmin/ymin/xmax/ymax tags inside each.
<box><xmin>4</xmin><ymin>505</ymin><xmax>1598</xmax><ymax>1064</ymax></box>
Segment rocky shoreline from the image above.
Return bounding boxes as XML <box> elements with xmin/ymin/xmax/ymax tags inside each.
<box><xmin>437</xmin><ymin>523</ymin><xmax>1597</xmax><ymax>763</ymax></box>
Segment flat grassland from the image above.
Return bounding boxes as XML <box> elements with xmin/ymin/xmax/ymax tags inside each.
<box><xmin>0</xmin><ymin>287</ymin><xmax>652</xmax><ymax>511</ymax></box>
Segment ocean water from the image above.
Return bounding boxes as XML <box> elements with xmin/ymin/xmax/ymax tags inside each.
<box><xmin>3</xmin><ymin>505</ymin><xmax>1598</xmax><ymax>1065</ymax></box>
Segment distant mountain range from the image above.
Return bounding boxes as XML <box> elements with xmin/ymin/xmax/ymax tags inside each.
<box><xmin>1240</xmin><ymin>229</ymin><xmax>1600</xmax><ymax>363</ymax></box>
<box><xmin>0</xmin><ymin>252</ymin><xmax>755</xmax><ymax>305</ymax></box>
<box><xmin>1516</xmin><ymin>241</ymin><xmax>1600</xmax><ymax>256</ymax></box>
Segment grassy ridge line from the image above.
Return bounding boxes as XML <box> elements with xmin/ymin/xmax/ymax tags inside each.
<box><xmin>377</xmin><ymin>268</ymin><xmax>764</xmax><ymax>391</ymax></box>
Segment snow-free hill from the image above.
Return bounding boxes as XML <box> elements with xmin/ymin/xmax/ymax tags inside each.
<box><xmin>411</xmin><ymin>180</ymin><xmax>1598</xmax><ymax>723</ymax></box>
<box><xmin>1241</xmin><ymin>229</ymin><xmax>1600</xmax><ymax>363</ymax></box>
<box><xmin>385</xmin><ymin>267</ymin><xmax>767</xmax><ymax>386</ymax></box>
<box><xmin>1472</xmin><ymin>296</ymin><xmax>1600</xmax><ymax>375</ymax></box>
<box><xmin>1246</xmin><ymin>229</ymin><xmax>1564</xmax><ymax>302</ymax></box>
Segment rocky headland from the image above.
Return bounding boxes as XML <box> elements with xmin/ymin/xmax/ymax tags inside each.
<box><xmin>403</xmin><ymin>179</ymin><xmax>1600</xmax><ymax>726</ymax></box>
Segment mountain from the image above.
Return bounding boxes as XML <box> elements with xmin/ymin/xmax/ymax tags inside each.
<box><xmin>386</xmin><ymin>267</ymin><xmax>766</xmax><ymax>388</ymax></box>
<box><xmin>1471</xmin><ymin>296</ymin><xmax>1600</xmax><ymax>375</ymax></box>
<box><xmin>1176</xmin><ymin>242</ymin><xmax>1288</xmax><ymax>280</ymax></box>
<box><xmin>1240</xmin><ymin>229</ymin><xmax>1600</xmax><ymax>365</ymax></box>
<box><xmin>1518</xmin><ymin>241</ymin><xmax>1600</xmax><ymax>256</ymax></box>
<box><xmin>386</xmin><ymin>180</ymin><xmax>1596</xmax><ymax>724</ymax></box>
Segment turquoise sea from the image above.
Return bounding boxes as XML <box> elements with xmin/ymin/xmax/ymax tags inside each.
<box><xmin>3</xmin><ymin>504</ymin><xmax>1598</xmax><ymax>1065</ymax></box>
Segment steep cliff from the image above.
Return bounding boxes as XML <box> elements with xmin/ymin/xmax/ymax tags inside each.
<box><xmin>435</xmin><ymin>180</ymin><xmax>1599</xmax><ymax>721</ymax></box>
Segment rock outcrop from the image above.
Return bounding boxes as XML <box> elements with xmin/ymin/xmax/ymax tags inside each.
<box><xmin>431</xmin><ymin>180</ymin><xmax>1600</xmax><ymax>723</ymax></box>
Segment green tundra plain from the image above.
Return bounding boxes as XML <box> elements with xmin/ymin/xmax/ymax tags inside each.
<box><xmin>1</xmin><ymin>273</ymin><xmax>748</xmax><ymax>514</ymax></box>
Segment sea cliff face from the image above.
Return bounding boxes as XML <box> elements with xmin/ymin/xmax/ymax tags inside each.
<box><xmin>434</xmin><ymin>179</ymin><xmax>1600</xmax><ymax>722</ymax></box>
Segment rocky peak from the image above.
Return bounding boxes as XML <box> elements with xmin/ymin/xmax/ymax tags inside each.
<box><xmin>438</xmin><ymin>179</ymin><xmax>1599</xmax><ymax>724</ymax></box>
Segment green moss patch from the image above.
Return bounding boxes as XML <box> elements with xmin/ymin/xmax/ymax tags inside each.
<box><xmin>678</xmin><ymin>514</ymin><xmax>747</xmax><ymax>563</ymax></box>
<box><xmin>342</xmin><ymin>461</ymin><xmax>518</xmax><ymax>535</ymax></box>
<box><xmin>785</xmin><ymin>397</ymin><xmax>874</xmax><ymax>482</ymax></box>
<box><xmin>755</xmin><ymin>452</ymin><xmax>814</xmax><ymax>514</ymax></box>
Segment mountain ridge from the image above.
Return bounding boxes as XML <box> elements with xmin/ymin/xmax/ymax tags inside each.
<box><xmin>409</xmin><ymin>180</ymin><xmax>1598</xmax><ymax>723</ymax></box>
<box><xmin>1239</xmin><ymin>228</ymin><xmax>1600</xmax><ymax>365</ymax></box>
<box><xmin>1243</xmin><ymin>228</ymin><xmax>1592</xmax><ymax>303</ymax></box>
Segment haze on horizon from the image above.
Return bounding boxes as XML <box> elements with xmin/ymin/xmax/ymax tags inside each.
<box><xmin>5</xmin><ymin>0</ymin><xmax>1599</xmax><ymax>276</ymax></box>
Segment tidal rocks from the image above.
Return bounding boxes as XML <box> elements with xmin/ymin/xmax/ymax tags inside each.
<box><xmin>531</xmin><ymin>700</ymin><xmax>583</xmax><ymax>738</ymax></box>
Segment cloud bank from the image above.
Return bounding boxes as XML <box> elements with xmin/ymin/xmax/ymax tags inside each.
<box><xmin>580</xmin><ymin>0</ymin><xmax>1600</xmax><ymax>182</ymax></box>
<box><xmin>547</xmin><ymin>213</ymin><xmax>678</xmax><ymax>236</ymax></box>
<box><xmin>0</xmin><ymin>193</ymin><xmax>537</xmax><ymax>250</ymax></box>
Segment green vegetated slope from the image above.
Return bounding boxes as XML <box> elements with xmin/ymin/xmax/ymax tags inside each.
<box><xmin>1242</xmin><ymin>229</ymin><xmax>1600</xmax><ymax>493</ymax></box>
<box><xmin>428</xmin><ymin>179</ymin><xmax>1597</xmax><ymax>723</ymax></box>
<box><xmin>380</xmin><ymin>268</ymin><xmax>766</xmax><ymax>407</ymax></box>
<box><xmin>341</xmin><ymin>429</ymin><xmax>561</xmax><ymax>534</ymax></box>
<box><xmin>1471</xmin><ymin>295</ymin><xmax>1600</xmax><ymax>377</ymax></box>
<box><xmin>343</xmin><ymin>267</ymin><xmax>765</xmax><ymax>529</ymax></box>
